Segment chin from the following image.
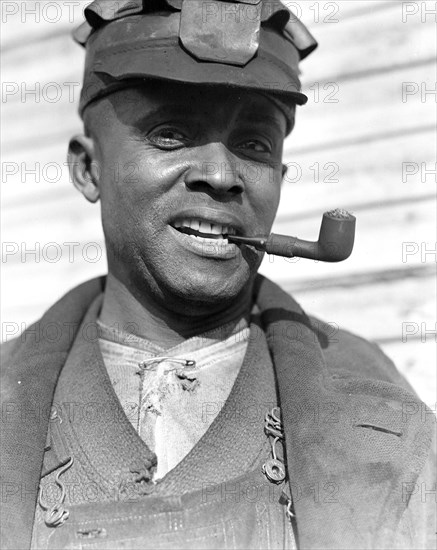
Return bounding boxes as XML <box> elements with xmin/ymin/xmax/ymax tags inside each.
<box><xmin>161</xmin><ymin>268</ymin><xmax>252</xmax><ymax>309</ymax></box>
<box><xmin>111</xmin><ymin>246</ymin><xmax>257</xmax><ymax>314</ymax></box>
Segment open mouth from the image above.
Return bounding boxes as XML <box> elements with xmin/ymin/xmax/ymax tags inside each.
<box><xmin>172</xmin><ymin>219</ymin><xmax>237</xmax><ymax>242</ymax></box>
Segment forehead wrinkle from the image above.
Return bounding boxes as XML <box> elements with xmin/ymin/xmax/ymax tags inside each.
<box><xmin>135</xmin><ymin>104</ymin><xmax>201</xmax><ymax>126</ymax></box>
<box><xmin>237</xmin><ymin>113</ymin><xmax>285</xmax><ymax>135</ymax></box>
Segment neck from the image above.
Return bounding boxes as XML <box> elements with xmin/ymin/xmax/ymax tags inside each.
<box><xmin>99</xmin><ymin>273</ymin><xmax>252</xmax><ymax>349</ymax></box>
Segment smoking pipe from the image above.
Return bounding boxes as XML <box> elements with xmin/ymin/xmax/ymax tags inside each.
<box><xmin>227</xmin><ymin>209</ymin><xmax>356</xmax><ymax>262</ymax></box>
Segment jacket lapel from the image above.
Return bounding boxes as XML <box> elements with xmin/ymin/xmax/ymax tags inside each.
<box><xmin>0</xmin><ymin>278</ymin><xmax>105</xmax><ymax>550</ymax></box>
<box><xmin>255</xmin><ymin>275</ymin><xmax>433</xmax><ymax>549</ymax></box>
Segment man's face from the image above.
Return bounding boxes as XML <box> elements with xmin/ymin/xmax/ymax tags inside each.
<box><xmin>84</xmin><ymin>82</ymin><xmax>288</xmax><ymax>314</ymax></box>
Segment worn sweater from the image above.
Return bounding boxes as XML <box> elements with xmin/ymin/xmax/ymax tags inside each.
<box><xmin>97</xmin><ymin>318</ymin><xmax>250</xmax><ymax>478</ymax></box>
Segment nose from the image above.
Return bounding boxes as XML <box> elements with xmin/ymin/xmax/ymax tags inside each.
<box><xmin>184</xmin><ymin>142</ymin><xmax>244</xmax><ymax>196</ymax></box>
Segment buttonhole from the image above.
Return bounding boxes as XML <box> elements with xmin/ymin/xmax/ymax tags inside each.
<box><xmin>354</xmin><ymin>423</ymin><xmax>402</xmax><ymax>437</ymax></box>
<box><xmin>76</xmin><ymin>528</ymin><xmax>107</xmax><ymax>539</ymax></box>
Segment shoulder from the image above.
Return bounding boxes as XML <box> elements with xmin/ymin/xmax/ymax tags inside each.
<box><xmin>1</xmin><ymin>276</ymin><xmax>105</xmax><ymax>393</ymax></box>
<box><xmin>1</xmin><ymin>335</ymin><xmax>21</xmax><ymax>360</ymax></box>
<box><xmin>1</xmin><ymin>335</ymin><xmax>23</xmax><ymax>383</ymax></box>
<box><xmin>309</xmin><ymin>315</ymin><xmax>417</xmax><ymax>393</ymax></box>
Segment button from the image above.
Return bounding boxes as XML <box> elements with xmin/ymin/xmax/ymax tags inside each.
<box><xmin>128</xmin><ymin>459</ymin><xmax>156</xmax><ymax>496</ymax></box>
<box><xmin>262</xmin><ymin>459</ymin><xmax>286</xmax><ymax>483</ymax></box>
<box><xmin>129</xmin><ymin>459</ymin><xmax>154</xmax><ymax>483</ymax></box>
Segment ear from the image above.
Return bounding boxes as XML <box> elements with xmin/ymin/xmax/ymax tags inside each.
<box><xmin>281</xmin><ymin>163</ymin><xmax>288</xmax><ymax>185</ymax></box>
<box><xmin>68</xmin><ymin>135</ymin><xmax>100</xmax><ymax>203</ymax></box>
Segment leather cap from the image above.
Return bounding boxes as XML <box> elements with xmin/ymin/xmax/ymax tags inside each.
<box><xmin>74</xmin><ymin>0</ymin><xmax>317</xmax><ymax>122</ymax></box>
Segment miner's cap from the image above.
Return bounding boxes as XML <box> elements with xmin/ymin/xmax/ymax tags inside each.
<box><xmin>74</xmin><ymin>0</ymin><xmax>317</xmax><ymax>123</ymax></box>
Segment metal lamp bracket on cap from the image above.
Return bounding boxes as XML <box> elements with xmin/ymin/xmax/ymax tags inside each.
<box><xmin>179</xmin><ymin>0</ymin><xmax>262</xmax><ymax>66</ymax></box>
<box><xmin>74</xmin><ymin>0</ymin><xmax>317</xmax><ymax>63</ymax></box>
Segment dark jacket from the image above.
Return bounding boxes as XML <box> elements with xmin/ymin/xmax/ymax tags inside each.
<box><xmin>1</xmin><ymin>276</ymin><xmax>435</xmax><ymax>549</ymax></box>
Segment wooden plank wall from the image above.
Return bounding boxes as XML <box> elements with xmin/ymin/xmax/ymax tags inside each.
<box><xmin>1</xmin><ymin>1</ymin><xmax>436</xmax><ymax>406</ymax></box>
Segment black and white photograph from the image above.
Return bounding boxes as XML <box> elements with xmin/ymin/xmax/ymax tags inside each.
<box><xmin>1</xmin><ymin>1</ymin><xmax>436</xmax><ymax>548</ymax></box>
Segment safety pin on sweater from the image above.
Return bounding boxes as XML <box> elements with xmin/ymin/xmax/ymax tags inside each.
<box><xmin>138</xmin><ymin>357</ymin><xmax>196</xmax><ymax>371</ymax></box>
<box><xmin>38</xmin><ymin>457</ymin><xmax>74</xmax><ymax>527</ymax></box>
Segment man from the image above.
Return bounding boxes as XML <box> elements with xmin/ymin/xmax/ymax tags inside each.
<box><xmin>1</xmin><ymin>0</ymin><xmax>435</xmax><ymax>549</ymax></box>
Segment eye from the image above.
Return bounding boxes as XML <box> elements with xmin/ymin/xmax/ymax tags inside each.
<box><xmin>235</xmin><ymin>138</ymin><xmax>272</xmax><ymax>154</ymax></box>
<box><xmin>147</xmin><ymin>126</ymin><xmax>190</xmax><ymax>149</ymax></box>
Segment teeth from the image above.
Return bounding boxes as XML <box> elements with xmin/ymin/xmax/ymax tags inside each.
<box><xmin>199</xmin><ymin>222</ymin><xmax>211</xmax><ymax>234</ymax></box>
<box><xmin>174</xmin><ymin>218</ymin><xmax>237</xmax><ymax>236</ymax></box>
<box><xmin>189</xmin><ymin>234</ymin><xmax>229</xmax><ymax>244</ymax></box>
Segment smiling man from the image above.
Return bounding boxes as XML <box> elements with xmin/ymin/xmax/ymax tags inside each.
<box><xmin>76</xmin><ymin>83</ymin><xmax>287</xmax><ymax>333</ymax></box>
<box><xmin>1</xmin><ymin>1</ymin><xmax>435</xmax><ymax>549</ymax></box>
